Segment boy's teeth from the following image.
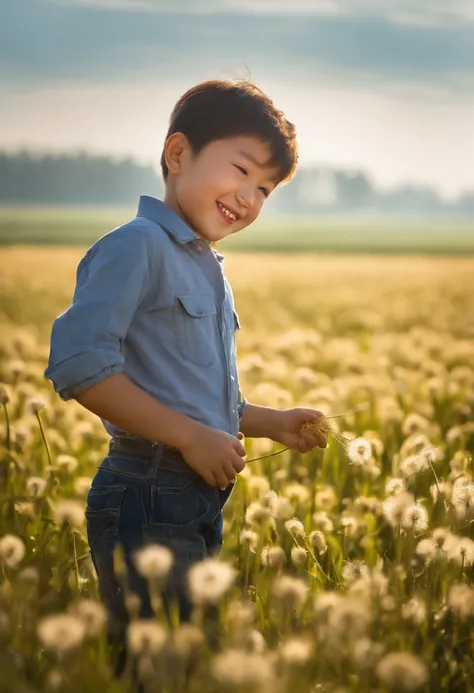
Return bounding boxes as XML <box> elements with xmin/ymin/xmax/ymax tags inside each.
<box><xmin>218</xmin><ymin>202</ymin><xmax>236</xmax><ymax>221</ymax></box>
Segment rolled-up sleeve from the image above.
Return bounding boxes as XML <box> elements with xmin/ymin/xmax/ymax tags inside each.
<box><xmin>237</xmin><ymin>388</ymin><xmax>247</xmax><ymax>421</ymax></box>
<box><xmin>44</xmin><ymin>227</ymin><xmax>152</xmax><ymax>400</ymax></box>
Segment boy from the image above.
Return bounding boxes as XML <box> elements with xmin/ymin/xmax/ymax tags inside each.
<box><xmin>44</xmin><ymin>79</ymin><xmax>327</xmax><ymax>671</ymax></box>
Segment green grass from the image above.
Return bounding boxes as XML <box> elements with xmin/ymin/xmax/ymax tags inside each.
<box><xmin>1</xmin><ymin>205</ymin><xmax>473</xmax><ymax>253</ymax></box>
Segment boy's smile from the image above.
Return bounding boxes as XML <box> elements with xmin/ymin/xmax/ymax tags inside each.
<box><xmin>163</xmin><ymin>135</ymin><xmax>280</xmax><ymax>243</ymax></box>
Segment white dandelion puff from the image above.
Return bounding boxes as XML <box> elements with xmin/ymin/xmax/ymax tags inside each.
<box><xmin>127</xmin><ymin>620</ymin><xmax>167</xmax><ymax>655</ymax></box>
<box><xmin>26</xmin><ymin>476</ymin><xmax>47</xmax><ymax>497</ymax></box>
<box><xmin>280</xmin><ymin>637</ymin><xmax>313</xmax><ymax>665</ymax></box>
<box><xmin>69</xmin><ymin>599</ymin><xmax>106</xmax><ymax>637</ymax></box>
<box><xmin>285</xmin><ymin>518</ymin><xmax>305</xmax><ymax>537</ymax></box>
<box><xmin>401</xmin><ymin>504</ymin><xmax>429</xmax><ymax>533</ymax></box>
<box><xmin>188</xmin><ymin>558</ymin><xmax>236</xmax><ymax>605</ymax></box>
<box><xmin>291</xmin><ymin>546</ymin><xmax>308</xmax><ymax>566</ymax></box>
<box><xmin>245</xmin><ymin>502</ymin><xmax>273</xmax><ymax>525</ymax></box>
<box><xmin>308</xmin><ymin>530</ymin><xmax>327</xmax><ymax>555</ymax></box>
<box><xmin>447</xmin><ymin>584</ymin><xmax>474</xmax><ymax>620</ymax></box>
<box><xmin>54</xmin><ymin>500</ymin><xmax>84</xmax><ymax>527</ymax></box>
<box><xmin>134</xmin><ymin>544</ymin><xmax>173</xmax><ymax>581</ymax></box>
<box><xmin>211</xmin><ymin>649</ymin><xmax>274</xmax><ymax>687</ymax></box>
<box><xmin>55</xmin><ymin>455</ymin><xmax>78</xmax><ymax>474</ymax></box>
<box><xmin>37</xmin><ymin>614</ymin><xmax>86</xmax><ymax>653</ymax></box>
<box><xmin>0</xmin><ymin>534</ymin><xmax>25</xmax><ymax>568</ymax></box>
<box><xmin>272</xmin><ymin>575</ymin><xmax>308</xmax><ymax>609</ymax></box>
<box><xmin>385</xmin><ymin>477</ymin><xmax>406</xmax><ymax>496</ymax></box>
<box><xmin>415</xmin><ymin>537</ymin><xmax>439</xmax><ymax>565</ymax></box>
<box><xmin>376</xmin><ymin>651</ymin><xmax>428</xmax><ymax>691</ymax></box>
<box><xmin>346</xmin><ymin>438</ymin><xmax>373</xmax><ymax>466</ymax></box>
<box><xmin>261</xmin><ymin>545</ymin><xmax>286</xmax><ymax>569</ymax></box>
<box><xmin>341</xmin><ymin>559</ymin><xmax>370</xmax><ymax>584</ymax></box>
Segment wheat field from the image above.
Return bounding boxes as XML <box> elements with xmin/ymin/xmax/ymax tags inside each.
<box><xmin>1</xmin><ymin>246</ymin><xmax>474</xmax><ymax>692</ymax></box>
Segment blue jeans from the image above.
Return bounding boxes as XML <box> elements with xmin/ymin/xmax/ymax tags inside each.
<box><xmin>85</xmin><ymin>435</ymin><xmax>234</xmax><ymax>677</ymax></box>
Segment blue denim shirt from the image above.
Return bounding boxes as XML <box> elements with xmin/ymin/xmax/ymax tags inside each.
<box><xmin>44</xmin><ymin>196</ymin><xmax>246</xmax><ymax>438</ymax></box>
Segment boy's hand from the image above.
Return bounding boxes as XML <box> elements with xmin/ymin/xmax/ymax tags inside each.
<box><xmin>180</xmin><ymin>426</ymin><xmax>247</xmax><ymax>489</ymax></box>
<box><xmin>271</xmin><ymin>408</ymin><xmax>328</xmax><ymax>453</ymax></box>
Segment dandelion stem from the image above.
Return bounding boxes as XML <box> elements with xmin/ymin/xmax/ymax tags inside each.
<box><xmin>35</xmin><ymin>411</ymin><xmax>52</xmax><ymax>472</ymax></box>
<box><xmin>2</xmin><ymin>402</ymin><xmax>10</xmax><ymax>451</ymax></box>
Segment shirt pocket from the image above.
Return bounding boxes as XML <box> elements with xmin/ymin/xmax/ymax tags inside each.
<box><xmin>174</xmin><ymin>294</ymin><xmax>218</xmax><ymax>367</ymax></box>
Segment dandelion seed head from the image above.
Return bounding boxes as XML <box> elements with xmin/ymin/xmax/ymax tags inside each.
<box><xmin>308</xmin><ymin>530</ymin><xmax>327</xmax><ymax>555</ymax></box>
<box><xmin>127</xmin><ymin>620</ymin><xmax>167</xmax><ymax>655</ymax></box>
<box><xmin>172</xmin><ymin>623</ymin><xmax>205</xmax><ymax>658</ymax></box>
<box><xmin>313</xmin><ymin>591</ymin><xmax>344</xmax><ymax>617</ymax></box>
<box><xmin>240</xmin><ymin>529</ymin><xmax>259</xmax><ymax>550</ymax></box>
<box><xmin>283</xmin><ymin>483</ymin><xmax>311</xmax><ymax>506</ymax></box>
<box><xmin>376</xmin><ymin>651</ymin><xmax>428</xmax><ymax>691</ymax></box>
<box><xmin>26</xmin><ymin>476</ymin><xmax>47</xmax><ymax>497</ymax></box>
<box><xmin>188</xmin><ymin>558</ymin><xmax>236</xmax><ymax>605</ymax></box>
<box><xmin>401</xmin><ymin>504</ymin><xmax>429</xmax><ymax>533</ymax></box>
<box><xmin>74</xmin><ymin>476</ymin><xmax>92</xmax><ymax>496</ymax></box>
<box><xmin>280</xmin><ymin>637</ymin><xmax>313</xmax><ymax>665</ymax></box>
<box><xmin>445</xmin><ymin>537</ymin><xmax>474</xmax><ymax>567</ymax></box>
<box><xmin>54</xmin><ymin>500</ymin><xmax>84</xmax><ymax>527</ymax></box>
<box><xmin>0</xmin><ymin>534</ymin><xmax>25</xmax><ymax>567</ymax></box>
<box><xmin>26</xmin><ymin>397</ymin><xmax>45</xmax><ymax>414</ymax></box>
<box><xmin>315</xmin><ymin>486</ymin><xmax>338</xmax><ymax>512</ymax></box>
<box><xmin>37</xmin><ymin>613</ymin><xmax>86</xmax><ymax>653</ymax></box>
<box><xmin>245</xmin><ymin>502</ymin><xmax>273</xmax><ymax>525</ymax></box>
<box><xmin>341</xmin><ymin>559</ymin><xmax>369</xmax><ymax>584</ymax></box>
<box><xmin>225</xmin><ymin>600</ymin><xmax>256</xmax><ymax>631</ymax></box>
<box><xmin>415</xmin><ymin>537</ymin><xmax>439</xmax><ymax>565</ymax></box>
<box><xmin>272</xmin><ymin>575</ymin><xmax>308</xmax><ymax>608</ymax></box>
<box><xmin>69</xmin><ymin>599</ymin><xmax>106</xmax><ymax>637</ymax></box>
<box><xmin>272</xmin><ymin>496</ymin><xmax>294</xmax><ymax>521</ymax></box>
<box><xmin>248</xmin><ymin>475</ymin><xmax>270</xmax><ymax>498</ymax></box>
<box><xmin>291</xmin><ymin>546</ymin><xmax>308</xmax><ymax>566</ymax></box>
<box><xmin>261</xmin><ymin>545</ymin><xmax>286</xmax><ymax>568</ymax></box>
<box><xmin>285</xmin><ymin>518</ymin><xmax>305</xmax><ymax>537</ymax></box>
<box><xmin>402</xmin><ymin>413</ymin><xmax>431</xmax><ymax>436</ymax></box>
<box><xmin>328</xmin><ymin>597</ymin><xmax>372</xmax><ymax>639</ymax></box>
<box><xmin>346</xmin><ymin>437</ymin><xmax>373</xmax><ymax>466</ymax></box>
<box><xmin>351</xmin><ymin>637</ymin><xmax>385</xmax><ymax>671</ymax></box>
<box><xmin>312</xmin><ymin>511</ymin><xmax>334</xmax><ymax>533</ymax></box>
<box><xmin>134</xmin><ymin>544</ymin><xmax>173</xmax><ymax>580</ymax></box>
<box><xmin>447</xmin><ymin>583</ymin><xmax>474</xmax><ymax>620</ymax></box>
<box><xmin>55</xmin><ymin>454</ymin><xmax>78</xmax><ymax>474</ymax></box>
<box><xmin>382</xmin><ymin>491</ymin><xmax>415</xmax><ymax>527</ymax></box>
<box><xmin>401</xmin><ymin>598</ymin><xmax>426</xmax><ymax>625</ymax></box>
<box><xmin>0</xmin><ymin>384</ymin><xmax>10</xmax><ymax>405</ymax></box>
<box><xmin>211</xmin><ymin>649</ymin><xmax>274</xmax><ymax>687</ymax></box>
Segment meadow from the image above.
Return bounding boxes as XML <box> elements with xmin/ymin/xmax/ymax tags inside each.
<box><xmin>1</xmin><ymin>242</ymin><xmax>474</xmax><ymax>693</ymax></box>
<box><xmin>1</xmin><ymin>205</ymin><xmax>474</xmax><ymax>253</ymax></box>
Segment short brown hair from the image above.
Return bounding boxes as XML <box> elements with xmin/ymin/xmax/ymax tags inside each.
<box><xmin>160</xmin><ymin>79</ymin><xmax>298</xmax><ymax>185</ymax></box>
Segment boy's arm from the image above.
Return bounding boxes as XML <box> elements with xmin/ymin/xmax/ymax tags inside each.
<box><xmin>239</xmin><ymin>402</ymin><xmax>282</xmax><ymax>439</ymax></box>
<box><xmin>240</xmin><ymin>402</ymin><xmax>327</xmax><ymax>452</ymax></box>
<box><xmin>75</xmin><ymin>371</ymin><xmax>203</xmax><ymax>451</ymax></box>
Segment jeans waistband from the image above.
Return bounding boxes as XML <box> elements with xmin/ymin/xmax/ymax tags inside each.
<box><xmin>103</xmin><ymin>434</ymin><xmax>196</xmax><ymax>478</ymax></box>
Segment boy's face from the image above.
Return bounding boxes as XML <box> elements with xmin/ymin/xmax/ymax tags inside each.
<box><xmin>164</xmin><ymin>135</ymin><xmax>280</xmax><ymax>242</ymax></box>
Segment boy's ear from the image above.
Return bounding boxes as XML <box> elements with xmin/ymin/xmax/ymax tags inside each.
<box><xmin>164</xmin><ymin>132</ymin><xmax>191</xmax><ymax>175</ymax></box>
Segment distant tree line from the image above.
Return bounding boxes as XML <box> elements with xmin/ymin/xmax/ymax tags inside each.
<box><xmin>1</xmin><ymin>150</ymin><xmax>473</xmax><ymax>216</ymax></box>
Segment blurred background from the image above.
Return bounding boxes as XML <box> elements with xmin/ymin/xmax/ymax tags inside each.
<box><xmin>1</xmin><ymin>0</ymin><xmax>473</xmax><ymax>251</ymax></box>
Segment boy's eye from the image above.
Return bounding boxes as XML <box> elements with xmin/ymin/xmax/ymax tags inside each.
<box><xmin>235</xmin><ymin>165</ymin><xmax>269</xmax><ymax>198</ymax></box>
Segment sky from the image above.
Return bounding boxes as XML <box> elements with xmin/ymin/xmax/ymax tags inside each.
<box><xmin>1</xmin><ymin>0</ymin><xmax>473</xmax><ymax>198</ymax></box>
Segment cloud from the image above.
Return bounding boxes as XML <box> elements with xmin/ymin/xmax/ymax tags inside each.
<box><xmin>2</xmin><ymin>0</ymin><xmax>474</xmax><ymax>90</ymax></box>
<box><xmin>51</xmin><ymin>0</ymin><xmax>474</xmax><ymax>24</ymax></box>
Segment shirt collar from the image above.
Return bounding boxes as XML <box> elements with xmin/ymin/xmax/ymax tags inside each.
<box><xmin>137</xmin><ymin>196</ymin><xmax>199</xmax><ymax>244</ymax></box>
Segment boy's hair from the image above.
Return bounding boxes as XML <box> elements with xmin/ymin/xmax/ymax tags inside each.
<box><xmin>160</xmin><ymin>79</ymin><xmax>298</xmax><ymax>186</ymax></box>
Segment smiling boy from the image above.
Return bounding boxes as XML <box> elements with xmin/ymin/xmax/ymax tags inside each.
<box><xmin>44</xmin><ymin>79</ymin><xmax>327</xmax><ymax>673</ymax></box>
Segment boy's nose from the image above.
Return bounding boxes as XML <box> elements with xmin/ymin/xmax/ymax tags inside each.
<box><xmin>236</xmin><ymin>190</ymin><xmax>254</xmax><ymax>210</ymax></box>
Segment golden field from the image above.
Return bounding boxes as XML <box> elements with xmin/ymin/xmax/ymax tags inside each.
<box><xmin>1</xmin><ymin>246</ymin><xmax>474</xmax><ymax>693</ymax></box>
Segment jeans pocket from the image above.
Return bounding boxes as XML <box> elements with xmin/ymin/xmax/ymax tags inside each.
<box><xmin>146</xmin><ymin>470</ymin><xmax>216</xmax><ymax>529</ymax></box>
<box><xmin>85</xmin><ymin>484</ymin><xmax>127</xmax><ymax>600</ymax></box>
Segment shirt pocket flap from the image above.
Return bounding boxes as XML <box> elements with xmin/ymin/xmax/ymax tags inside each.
<box><xmin>177</xmin><ymin>294</ymin><xmax>216</xmax><ymax>318</ymax></box>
